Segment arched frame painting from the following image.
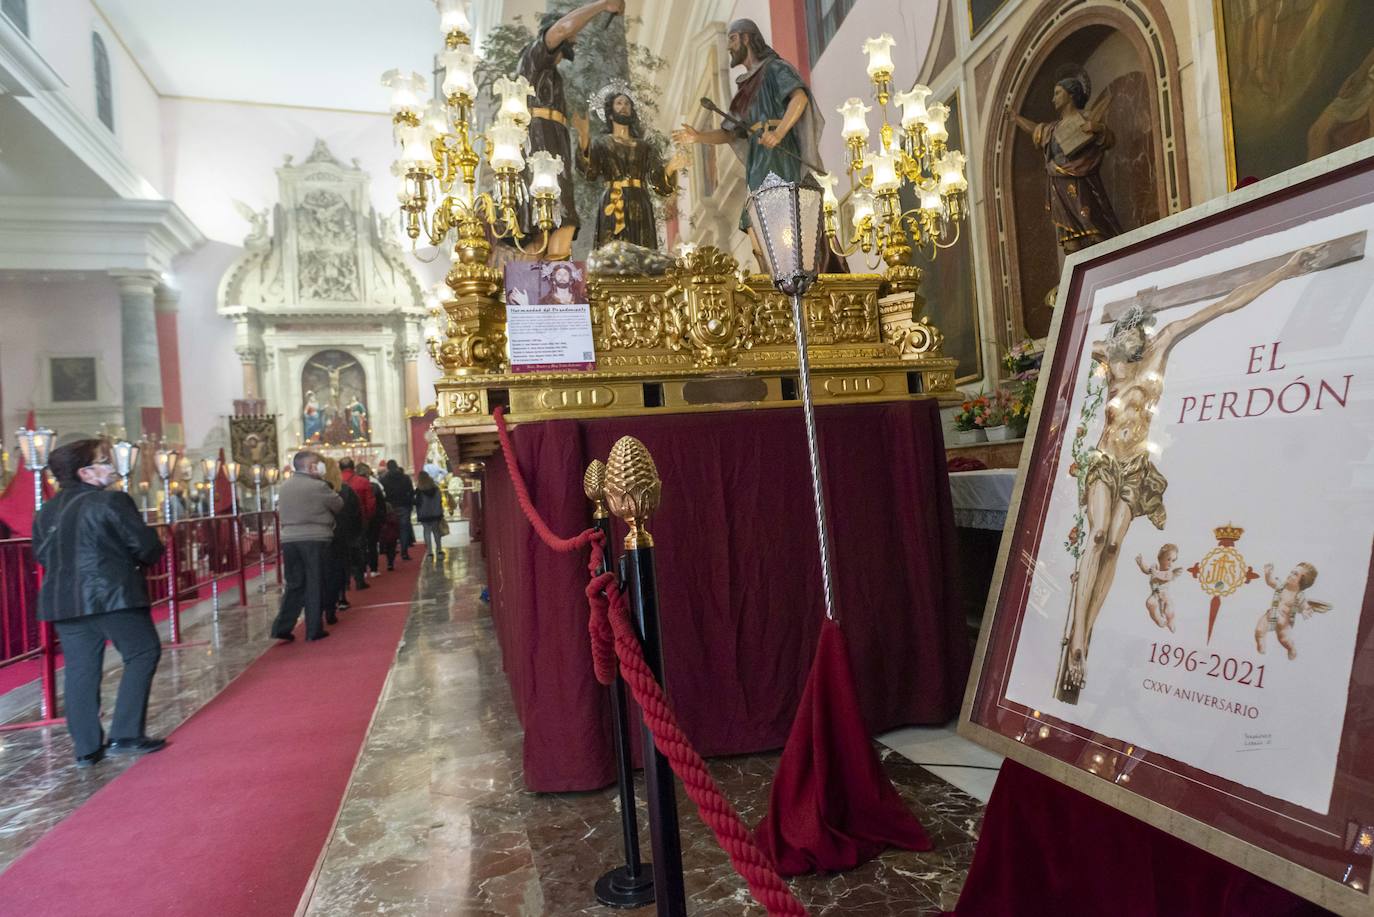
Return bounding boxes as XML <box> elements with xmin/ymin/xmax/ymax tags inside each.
<box><xmin>301</xmin><ymin>349</ymin><xmax>369</xmax><ymax>445</ymax></box>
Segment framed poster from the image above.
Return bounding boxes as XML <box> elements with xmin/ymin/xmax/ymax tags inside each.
<box><xmin>503</xmin><ymin>262</ymin><xmax>596</xmax><ymax>374</ymax></box>
<box><xmin>1214</xmin><ymin>0</ymin><xmax>1374</xmax><ymax>187</ymax></box>
<box><xmin>962</xmin><ymin>139</ymin><xmax>1374</xmax><ymax>916</ymax></box>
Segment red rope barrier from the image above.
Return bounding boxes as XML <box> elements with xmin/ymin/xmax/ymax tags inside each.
<box><xmin>492</xmin><ymin>406</ymin><xmax>808</xmax><ymax>917</ymax></box>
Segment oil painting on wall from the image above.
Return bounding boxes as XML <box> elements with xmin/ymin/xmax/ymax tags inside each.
<box><xmin>1217</xmin><ymin>0</ymin><xmax>1374</xmax><ymax>183</ymax></box>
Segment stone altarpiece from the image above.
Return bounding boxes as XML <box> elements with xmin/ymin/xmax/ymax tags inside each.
<box><xmin>217</xmin><ymin>141</ymin><xmax>425</xmax><ymax>462</ymax></box>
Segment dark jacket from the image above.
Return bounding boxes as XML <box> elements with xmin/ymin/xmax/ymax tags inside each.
<box><xmin>277</xmin><ymin>474</ymin><xmax>343</xmax><ymax>543</ymax></box>
<box><xmin>366</xmin><ymin>481</ymin><xmax>386</xmax><ymax>536</ymax></box>
<box><xmin>415</xmin><ymin>487</ymin><xmax>445</xmax><ymax>522</ymax></box>
<box><xmin>379</xmin><ymin>468</ymin><xmax>415</xmax><ymax>509</ymax></box>
<box><xmin>332</xmin><ymin>483</ymin><xmax>362</xmax><ymax>547</ymax></box>
<box><xmin>33</xmin><ymin>482</ymin><xmax>164</xmax><ymax>622</ymax></box>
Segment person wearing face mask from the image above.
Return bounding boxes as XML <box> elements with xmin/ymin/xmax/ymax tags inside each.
<box><xmin>33</xmin><ymin>439</ymin><xmax>166</xmax><ymax>767</ymax></box>
<box><xmin>270</xmin><ymin>450</ymin><xmax>343</xmax><ymax>643</ymax></box>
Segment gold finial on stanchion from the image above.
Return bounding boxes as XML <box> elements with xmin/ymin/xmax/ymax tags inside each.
<box><xmin>603</xmin><ymin>436</ymin><xmax>660</xmax><ymax>550</ymax></box>
<box><xmin>583</xmin><ymin>459</ymin><xmax>609</xmax><ymax>520</ymax></box>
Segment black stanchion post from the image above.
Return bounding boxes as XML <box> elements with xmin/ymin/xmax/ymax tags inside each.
<box><xmin>604</xmin><ymin>438</ymin><xmax>687</xmax><ymax>917</ymax></box>
<box><xmin>585</xmin><ymin>459</ymin><xmax>655</xmax><ymax>909</ymax></box>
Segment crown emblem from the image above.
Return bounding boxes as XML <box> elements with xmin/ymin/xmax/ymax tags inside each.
<box><xmin>1213</xmin><ymin>523</ymin><xmax>1244</xmax><ymax>546</ymax></box>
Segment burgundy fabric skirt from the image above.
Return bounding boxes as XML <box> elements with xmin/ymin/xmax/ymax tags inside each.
<box><xmin>483</xmin><ymin>401</ymin><xmax>972</xmax><ymax>792</ymax></box>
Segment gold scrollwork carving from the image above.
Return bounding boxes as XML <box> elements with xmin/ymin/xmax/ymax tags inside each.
<box><xmin>827</xmin><ymin>292</ymin><xmax>878</xmax><ymax>343</ymax></box>
<box><xmin>446</xmin><ymin>390</ymin><xmax>481</xmax><ymax>415</ymax></box>
<box><xmin>885</xmin><ymin>315</ymin><xmax>946</xmax><ymax>358</ymax></box>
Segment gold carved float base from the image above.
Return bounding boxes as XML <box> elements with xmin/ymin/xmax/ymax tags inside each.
<box><xmin>429</xmin><ymin>247</ymin><xmax>960</xmax><ymax>463</ymax></box>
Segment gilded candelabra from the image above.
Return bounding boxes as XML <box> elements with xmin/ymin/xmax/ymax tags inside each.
<box><xmin>819</xmin><ymin>34</ymin><xmax>969</xmax><ymax>272</ymax></box>
<box><xmin>383</xmin><ymin>0</ymin><xmax>562</xmax><ymax>270</ymax></box>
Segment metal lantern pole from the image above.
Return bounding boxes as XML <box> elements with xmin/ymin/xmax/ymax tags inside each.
<box><xmin>16</xmin><ymin>427</ymin><xmax>55</xmax><ymax>513</ymax></box>
<box><xmin>112</xmin><ymin>440</ymin><xmax>139</xmax><ymax>497</ymax></box>
<box><xmin>202</xmin><ymin>457</ymin><xmax>220</xmax><ymax>615</ymax></box>
<box><xmin>251</xmin><ymin>464</ymin><xmax>266</xmax><ymax>590</ymax></box>
<box><xmin>225</xmin><ymin>461</ymin><xmax>247</xmax><ymax>605</ymax></box>
<box><xmin>748</xmin><ymin>174</ymin><xmax>836</xmax><ymax>621</ymax></box>
<box><xmin>154</xmin><ymin>449</ymin><xmax>180</xmax><ymax>525</ymax></box>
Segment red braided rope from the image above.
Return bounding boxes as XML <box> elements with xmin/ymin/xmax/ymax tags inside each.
<box><xmin>491</xmin><ymin>406</ymin><xmax>807</xmax><ymax>916</ymax></box>
<box><xmin>492</xmin><ymin>406</ymin><xmax>598</xmax><ymax>553</ymax></box>
<box><xmin>585</xmin><ymin>543</ymin><xmax>808</xmax><ymax>917</ymax></box>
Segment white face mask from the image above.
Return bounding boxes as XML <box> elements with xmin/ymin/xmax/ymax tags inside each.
<box><xmin>316</xmin><ymin>462</ymin><xmax>327</xmax><ymax>477</ymax></box>
<box><xmin>79</xmin><ymin>461</ymin><xmax>118</xmax><ymax>488</ymax></box>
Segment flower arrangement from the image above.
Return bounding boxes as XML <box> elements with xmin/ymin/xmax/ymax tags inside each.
<box><xmin>999</xmin><ymin>340</ymin><xmax>1043</xmax><ymax>438</ymax></box>
<box><xmin>953</xmin><ymin>394</ymin><xmax>994</xmax><ymax>432</ymax></box>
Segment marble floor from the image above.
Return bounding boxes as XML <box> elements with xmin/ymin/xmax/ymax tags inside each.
<box><xmin>0</xmin><ymin>572</ymin><xmax>285</xmax><ymax>873</ymax></box>
<box><xmin>0</xmin><ymin>533</ymin><xmax>994</xmax><ymax>915</ymax></box>
<box><xmin>302</xmin><ymin>541</ymin><xmax>989</xmax><ymax>916</ymax></box>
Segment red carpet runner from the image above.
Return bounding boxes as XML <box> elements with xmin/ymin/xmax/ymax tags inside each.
<box><xmin>0</xmin><ymin>555</ymin><xmax>425</xmax><ymax>916</ymax></box>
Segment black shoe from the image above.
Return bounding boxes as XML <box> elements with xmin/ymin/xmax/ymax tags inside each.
<box><xmin>356</xmin><ymin>582</ymin><xmax>371</xmax><ymax>591</ymax></box>
<box><xmin>401</xmin><ymin>554</ymin><xmax>411</xmax><ymax>561</ymax></box>
<box><xmin>325</xmin><ymin>614</ymin><xmax>339</xmax><ymax>625</ymax></box>
<box><xmin>271</xmin><ymin>632</ymin><xmax>295</xmax><ymax>643</ymax></box>
<box><xmin>107</xmin><ymin>737</ymin><xmax>167</xmax><ymax>757</ymax></box>
<box><xmin>307</xmin><ymin>631</ymin><xmax>330</xmax><ymax>642</ymax></box>
<box><xmin>75</xmin><ymin>749</ymin><xmax>105</xmax><ymax>768</ymax></box>
<box><xmin>338</xmin><ymin>600</ymin><xmax>351</xmax><ymax>610</ymax></box>
<box><xmin>387</xmin><ymin>565</ymin><xmax>394</xmax><ymax>571</ymax></box>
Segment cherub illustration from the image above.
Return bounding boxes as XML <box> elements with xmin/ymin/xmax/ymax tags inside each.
<box><xmin>1135</xmin><ymin>543</ymin><xmax>1184</xmax><ymax>632</ymax></box>
<box><xmin>1255</xmin><ymin>562</ymin><xmax>1332</xmax><ymax>660</ymax></box>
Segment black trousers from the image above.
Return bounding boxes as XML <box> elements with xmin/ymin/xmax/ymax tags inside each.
<box><xmin>54</xmin><ymin>610</ymin><xmax>162</xmax><ymax>758</ymax></box>
<box><xmin>397</xmin><ymin>508</ymin><xmax>415</xmax><ymax>556</ymax></box>
<box><xmin>272</xmin><ymin>541</ymin><xmax>327</xmax><ymax>639</ymax></box>
<box><xmin>348</xmin><ymin>540</ymin><xmax>367</xmax><ymax>589</ymax></box>
<box><xmin>323</xmin><ymin>541</ymin><xmax>348</xmax><ymax>619</ymax></box>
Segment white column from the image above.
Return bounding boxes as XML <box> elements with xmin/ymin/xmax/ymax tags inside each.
<box><xmin>110</xmin><ymin>269</ymin><xmax>164</xmax><ymax>439</ymax></box>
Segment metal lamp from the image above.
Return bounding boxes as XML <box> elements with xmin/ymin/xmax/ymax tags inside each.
<box><xmin>154</xmin><ymin>449</ymin><xmax>180</xmax><ymax>523</ymax></box>
<box><xmin>111</xmin><ymin>440</ymin><xmax>140</xmax><ymax>493</ymax></box>
<box><xmin>264</xmin><ymin>466</ymin><xmax>280</xmax><ymax>510</ymax></box>
<box><xmin>251</xmin><ymin>463</ymin><xmax>264</xmax><ymax>512</ymax></box>
<box><xmin>16</xmin><ymin>427</ymin><xmax>56</xmax><ymax>512</ymax></box>
<box><xmin>746</xmin><ymin>173</ymin><xmax>836</xmax><ymax>622</ymax></box>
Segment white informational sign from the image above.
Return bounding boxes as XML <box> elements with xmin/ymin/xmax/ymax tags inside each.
<box><xmin>1005</xmin><ymin>205</ymin><xmax>1374</xmax><ymax>815</ymax></box>
<box><xmin>503</xmin><ymin>262</ymin><xmax>596</xmax><ymax>374</ymax></box>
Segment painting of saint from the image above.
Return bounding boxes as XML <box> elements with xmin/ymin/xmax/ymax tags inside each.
<box><xmin>300</xmin><ymin>350</ymin><xmax>368</xmax><ymax>445</ymax></box>
<box><xmin>50</xmin><ymin>357</ymin><xmax>97</xmax><ymax>403</ymax></box>
<box><xmin>1217</xmin><ymin>0</ymin><xmax>1374</xmax><ymax>182</ymax></box>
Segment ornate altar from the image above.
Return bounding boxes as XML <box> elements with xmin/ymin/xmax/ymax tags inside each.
<box><xmin>429</xmin><ymin>246</ymin><xmax>959</xmax><ymax>462</ymax></box>
<box><xmin>217</xmin><ymin>140</ymin><xmax>427</xmax><ymax>464</ymax></box>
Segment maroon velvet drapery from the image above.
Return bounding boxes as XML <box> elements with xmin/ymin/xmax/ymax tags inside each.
<box><xmin>951</xmin><ymin>760</ymin><xmax>1336</xmax><ymax>917</ymax></box>
<box><xmin>483</xmin><ymin>400</ymin><xmax>971</xmax><ymax>792</ymax></box>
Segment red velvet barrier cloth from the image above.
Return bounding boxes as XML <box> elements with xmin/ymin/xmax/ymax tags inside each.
<box><xmin>483</xmin><ymin>400</ymin><xmax>970</xmax><ymax>792</ymax></box>
<box><xmin>952</xmin><ymin>760</ymin><xmax>1336</xmax><ymax>917</ymax></box>
<box><xmin>756</xmin><ymin>618</ymin><xmax>933</xmax><ymax>875</ymax></box>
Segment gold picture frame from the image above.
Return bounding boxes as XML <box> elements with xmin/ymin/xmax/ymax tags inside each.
<box><xmin>1213</xmin><ymin>0</ymin><xmax>1374</xmax><ymax>190</ymax></box>
<box><xmin>968</xmin><ymin>0</ymin><xmax>1014</xmax><ymax>38</ymax></box>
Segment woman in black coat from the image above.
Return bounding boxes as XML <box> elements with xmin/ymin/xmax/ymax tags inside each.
<box><xmin>34</xmin><ymin>440</ymin><xmax>166</xmax><ymax>766</ymax></box>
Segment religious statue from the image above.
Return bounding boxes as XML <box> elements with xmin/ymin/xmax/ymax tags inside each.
<box><xmin>573</xmin><ymin>84</ymin><xmax>688</xmax><ymax>250</ymax></box>
<box><xmin>1008</xmin><ymin>69</ymin><xmax>1123</xmax><ymax>256</ymax></box>
<box><xmin>516</xmin><ymin>0</ymin><xmax>626</xmax><ymax>260</ymax></box>
<box><xmin>347</xmin><ymin>397</ymin><xmax>369</xmax><ymax>441</ymax></box>
<box><xmin>308</xmin><ymin>357</ymin><xmax>359</xmax><ymax>414</ymax></box>
<box><xmin>303</xmin><ymin>390</ymin><xmax>323</xmax><ymax>443</ymax></box>
<box><xmin>1055</xmin><ymin>246</ymin><xmax>1318</xmax><ymax>703</ymax></box>
<box><xmin>672</xmin><ymin>19</ymin><xmax>844</xmax><ymax>272</ymax></box>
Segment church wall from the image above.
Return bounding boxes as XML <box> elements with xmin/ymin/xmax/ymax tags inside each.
<box><xmin>0</xmin><ymin>276</ymin><xmax>123</xmax><ymax>435</ymax></box>
<box><xmin>25</xmin><ymin>0</ymin><xmax>166</xmax><ymax>196</ymax></box>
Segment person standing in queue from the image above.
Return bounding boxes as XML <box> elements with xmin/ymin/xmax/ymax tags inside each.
<box><xmin>338</xmin><ymin>457</ymin><xmax>373</xmax><ymax>591</ymax></box>
<box><xmin>271</xmin><ymin>450</ymin><xmax>342</xmax><ymax>642</ymax></box>
<box><xmin>357</xmin><ymin>463</ymin><xmax>386</xmax><ymax>578</ymax></box>
<box><xmin>34</xmin><ymin>439</ymin><xmax>167</xmax><ymax>766</ymax></box>
<box><xmin>379</xmin><ymin>459</ymin><xmax>415</xmax><ymax>562</ymax></box>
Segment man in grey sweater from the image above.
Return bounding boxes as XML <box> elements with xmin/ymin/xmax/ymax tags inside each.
<box><xmin>271</xmin><ymin>450</ymin><xmax>343</xmax><ymax>642</ymax></box>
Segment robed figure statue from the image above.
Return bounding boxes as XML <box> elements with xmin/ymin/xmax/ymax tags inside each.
<box><xmin>515</xmin><ymin>0</ymin><xmax>624</xmax><ymax>260</ymax></box>
<box><xmin>575</xmin><ymin>86</ymin><xmax>688</xmax><ymax>250</ymax></box>
<box><xmin>1009</xmin><ymin>69</ymin><xmax>1123</xmax><ymax>256</ymax></box>
<box><xmin>674</xmin><ymin>19</ymin><xmax>844</xmax><ymax>271</ymax></box>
